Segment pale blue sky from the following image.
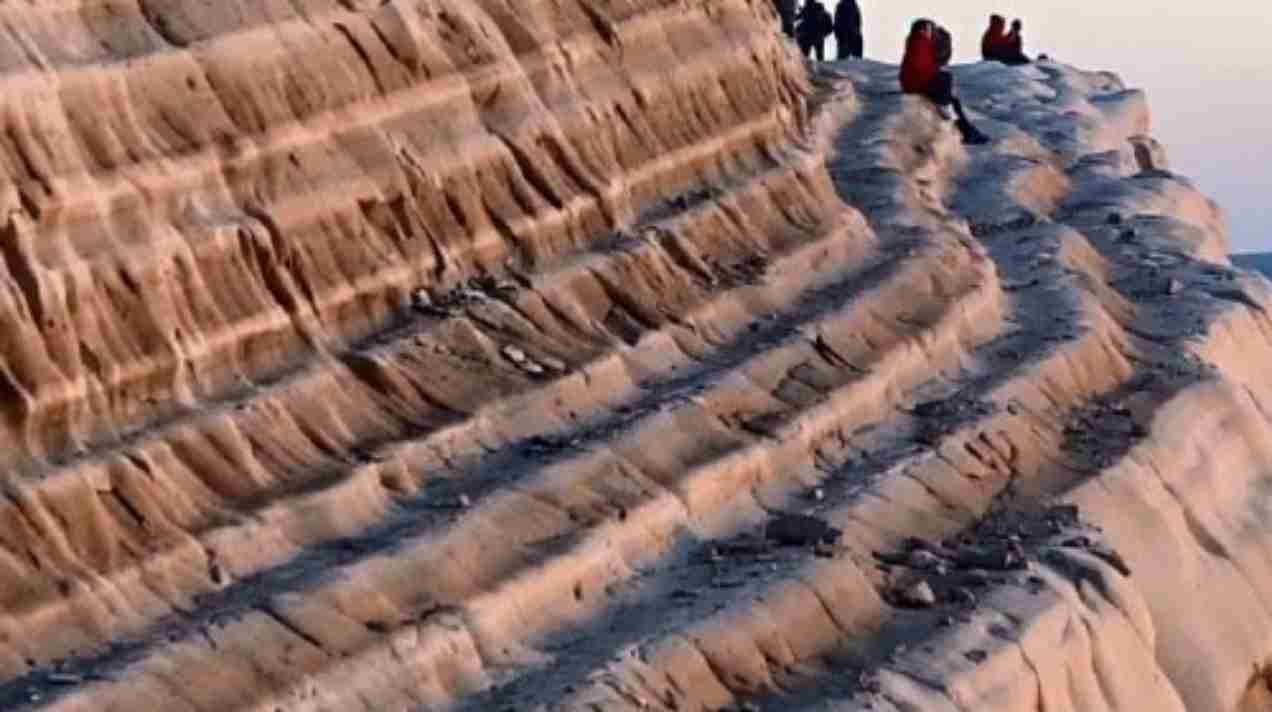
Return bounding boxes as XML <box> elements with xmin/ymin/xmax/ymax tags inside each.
<box><xmin>841</xmin><ymin>1</ymin><xmax>1271</xmax><ymax>253</ymax></box>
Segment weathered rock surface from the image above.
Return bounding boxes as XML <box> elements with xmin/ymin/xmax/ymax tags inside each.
<box><xmin>0</xmin><ymin>3</ymin><xmax>1267</xmax><ymax>712</ymax></box>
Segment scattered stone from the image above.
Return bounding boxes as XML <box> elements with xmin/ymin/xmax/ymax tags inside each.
<box><xmin>948</xmin><ymin>586</ymin><xmax>978</xmax><ymax>606</ymax></box>
<box><xmin>1166</xmin><ymin>278</ymin><xmax>1185</xmax><ymax>295</ymax></box>
<box><xmin>897</xmin><ymin>580</ymin><xmax>937</xmax><ymax>608</ymax></box>
<box><xmin>1026</xmin><ymin>575</ymin><xmax>1047</xmax><ymax>594</ymax></box>
<box><xmin>764</xmin><ymin>513</ymin><xmax>841</xmax><ymax>547</ymax></box>
<box><xmin>809</xmin><ymin>487</ymin><xmax>825</xmax><ymax>502</ymax></box>
<box><xmin>907</xmin><ymin>549</ymin><xmax>942</xmax><ymax>570</ymax></box>
<box><xmin>1106</xmin><ymin>212</ymin><xmax>1123</xmax><ymax>226</ymax></box>
<box><xmin>670</xmin><ymin>589</ymin><xmax>698</xmax><ymax>601</ymax></box>
<box><xmin>954</xmin><ymin>546</ymin><xmax>1025</xmax><ymax>571</ymax></box>
<box><xmin>1045</xmin><ymin>505</ymin><xmax>1081</xmax><ymax>526</ymax></box>
<box><xmin>519</xmin><ymin>360</ymin><xmax>546</xmax><ymax>376</ymax></box>
<box><xmin>501</xmin><ymin>345</ymin><xmax>528</xmax><ymax>364</ymax></box>
<box><xmin>540</xmin><ymin>356</ymin><xmax>568</xmax><ymax>373</ymax></box>
<box><xmin>988</xmin><ymin>623</ymin><xmax>1014</xmax><ymax>638</ymax></box>
<box><xmin>457</xmin><ymin>494</ymin><xmax>472</xmax><ymax>508</ymax></box>
<box><xmin>813</xmin><ymin>542</ymin><xmax>838</xmax><ymax>559</ymax></box>
<box><xmin>46</xmin><ymin>673</ymin><xmax>83</xmax><ymax>685</ymax></box>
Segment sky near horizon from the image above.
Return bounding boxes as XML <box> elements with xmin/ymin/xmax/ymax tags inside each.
<box><xmin>842</xmin><ymin>1</ymin><xmax>1272</xmax><ymax>253</ymax></box>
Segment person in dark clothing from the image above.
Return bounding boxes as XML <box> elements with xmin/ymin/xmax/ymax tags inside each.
<box><xmin>796</xmin><ymin>1</ymin><xmax>834</xmax><ymax>61</ymax></box>
<box><xmin>1003</xmin><ymin>19</ymin><xmax>1032</xmax><ymax>64</ymax></box>
<box><xmin>775</xmin><ymin>0</ymin><xmax>798</xmax><ymax>39</ymax></box>
<box><xmin>833</xmin><ymin>0</ymin><xmax>863</xmax><ymax>59</ymax></box>
<box><xmin>900</xmin><ymin>19</ymin><xmax>990</xmax><ymax>145</ymax></box>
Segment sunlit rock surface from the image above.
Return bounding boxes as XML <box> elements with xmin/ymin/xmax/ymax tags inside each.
<box><xmin>0</xmin><ymin>3</ymin><xmax>1268</xmax><ymax>711</ymax></box>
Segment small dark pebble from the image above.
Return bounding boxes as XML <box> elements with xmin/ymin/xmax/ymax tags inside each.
<box><xmin>765</xmin><ymin>513</ymin><xmax>841</xmax><ymax>547</ymax></box>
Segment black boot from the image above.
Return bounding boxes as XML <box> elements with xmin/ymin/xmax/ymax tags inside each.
<box><xmin>956</xmin><ymin>117</ymin><xmax>990</xmax><ymax>145</ymax></box>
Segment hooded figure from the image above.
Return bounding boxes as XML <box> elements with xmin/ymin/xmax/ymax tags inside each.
<box><xmin>900</xmin><ymin>19</ymin><xmax>990</xmax><ymax>145</ymax></box>
<box><xmin>981</xmin><ymin>14</ymin><xmax>1009</xmax><ymax>61</ymax></box>
<box><xmin>833</xmin><ymin>0</ymin><xmax>863</xmax><ymax>59</ymax></box>
<box><xmin>796</xmin><ymin>1</ymin><xmax>834</xmax><ymax>61</ymax></box>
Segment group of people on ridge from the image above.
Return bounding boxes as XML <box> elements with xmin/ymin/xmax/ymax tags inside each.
<box><xmin>775</xmin><ymin>0</ymin><xmax>863</xmax><ymax>62</ymax></box>
<box><xmin>981</xmin><ymin>14</ymin><xmax>1031</xmax><ymax>65</ymax></box>
<box><xmin>772</xmin><ymin>4</ymin><xmax>1042</xmax><ymax>146</ymax></box>
<box><xmin>901</xmin><ymin>14</ymin><xmax>1035</xmax><ymax>144</ymax></box>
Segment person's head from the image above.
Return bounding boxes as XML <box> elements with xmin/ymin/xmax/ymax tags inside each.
<box><xmin>910</xmin><ymin>18</ymin><xmax>935</xmax><ymax>38</ymax></box>
<box><xmin>1011</xmin><ymin>19</ymin><xmax>1022</xmax><ymax>31</ymax></box>
<box><xmin>989</xmin><ymin>14</ymin><xmax>1006</xmax><ymax>29</ymax></box>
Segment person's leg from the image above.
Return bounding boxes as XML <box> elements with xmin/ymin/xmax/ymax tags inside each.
<box><xmin>814</xmin><ymin>38</ymin><xmax>824</xmax><ymax>62</ymax></box>
<box><xmin>851</xmin><ymin>33</ymin><xmax>864</xmax><ymax>58</ymax></box>
<box><xmin>925</xmin><ymin>71</ymin><xmax>956</xmax><ymax>107</ymax></box>
<box><xmin>835</xmin><ymin>33</ymin><xmax>848</xmax><ymax>60</ymax></box>
<box><xmin>925</xmin><ymin>72</ymin><xmax>989</xmax><ymax>144</ymax></box>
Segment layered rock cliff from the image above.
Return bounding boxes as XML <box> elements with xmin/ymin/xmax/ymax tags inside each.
<box><xmin>0</xmin><ymin>2</ymin><xmax>1269</xmax><ymax>711</ymax></box>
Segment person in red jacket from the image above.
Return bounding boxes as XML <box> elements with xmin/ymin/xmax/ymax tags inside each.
<box><xmin>900</xmin><ymin>19</ymin><xmax>989</xmax><ymax>144</ymax></box>
<box><xmin>981</xmin><ymin>14</ymin><xmax>1009</xmax><ymax>61</ymax></box>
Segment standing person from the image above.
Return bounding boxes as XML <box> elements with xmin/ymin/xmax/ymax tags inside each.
<box><xmin>775</xmin><ymin>0</ymin><xmax>797</xmax><ymax>39</ymax></box>
<box><xmin>796</xmin><ymin>0</ymin><xmax>834</xmax><ymax>61</ymax></box>
<box><xmin>834</xmin><ymin>0</ymin><xmax>864</xmax><ymax>59</ymax></box>
<box><xmin>900</xmin><ymin>19</ymin><xmax>990</xmax><ymax>145</ymax></box>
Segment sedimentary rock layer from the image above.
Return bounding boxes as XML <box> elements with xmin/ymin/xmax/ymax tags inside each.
<box><xmin>0</xmin><ymin>3</ymin><xmax>1268</xmax><ymax>712</ymax></box>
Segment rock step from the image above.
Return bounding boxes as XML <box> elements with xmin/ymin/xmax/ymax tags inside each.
<box><xmin>0</xmin><ymin>0</ymin><xmax>801</xmax><ymax>467</ymax></box>
<box><xmin>0</xmin><ymin>149</ymin><xmax>866</xmax><ymax>676</ymax></box>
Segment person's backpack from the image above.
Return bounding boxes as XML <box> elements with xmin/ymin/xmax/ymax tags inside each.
<box><xmin>934</xmin><ymin>25</ymin><xmax>953</xmax><ymax>66</ymax></box>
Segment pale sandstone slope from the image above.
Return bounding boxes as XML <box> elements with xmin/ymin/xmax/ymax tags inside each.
<box><xmin>0</xmin><ymin>3</ymin><xmax>1268</xmax><ymax>712</ymax></box>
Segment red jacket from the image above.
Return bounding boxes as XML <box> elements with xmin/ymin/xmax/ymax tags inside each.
<box><xmin>900</xmin><ymin>32</ymin><xmax>938</xmax><ymax>93</ymax></box>
<box><xmin>982</xmin><ymin>17</ymin><xmax>1009</xmax><ymax>59</ymax></box>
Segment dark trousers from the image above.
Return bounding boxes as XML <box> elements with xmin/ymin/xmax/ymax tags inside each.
<box><xmin>799</xmin><ymin>37</ymin><xmax>826</xmax><ymax>61</ymax></box>
<box><xmin>923</xmin><ymin>71</ymin><xmax>982</xmax><ymax>141</ymax></box>
<box><xmin>835</xmin><ymin>31</ymin><xmax>863</xmax><ymax>59</ymax></box>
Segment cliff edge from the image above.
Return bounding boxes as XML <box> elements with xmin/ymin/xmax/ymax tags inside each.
<box><xmin>0</xmin><ymin>3</ymin><xmax>1268</xmax><ymax>711</ymax></box>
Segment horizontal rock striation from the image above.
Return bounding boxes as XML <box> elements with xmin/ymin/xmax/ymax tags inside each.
<box><xmin>0</xmin><ymin>3</ymin><xmax>1268</xmax><ymax>712</ymax></box>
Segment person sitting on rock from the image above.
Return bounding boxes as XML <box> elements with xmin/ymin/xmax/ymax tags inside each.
<box><xmin>981</xmin><ymin>14</ymin><xmax>1010</xmax><ymax>61</ymax></box>
<box><xmin>1003</xmin><ymin>19</ymin><xmax>1033</xmax><ymax>64</ymax></box>
<box><xmin>901</xmin><ymin>19</ymin><xmax>990</xmax><ymax>145</ymax></box>
<box><xmin>796</xmin><ymin>0</ymin><xmax>834</xmax><ymax>61</ymax></box>
<box><xmin>834</xmin><ymin>0</ymin><xmax>864</xmax><ymax>60</ymax></box>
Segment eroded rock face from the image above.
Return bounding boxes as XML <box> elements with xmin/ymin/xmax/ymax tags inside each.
<box><xmin>0</xmin><ymin>5</ymin><xmax>1270</xmax><ymax>712</ymax></box>
<box><xmin>0</xmin><ymin>0</ymin><xmax>810</xmax><ymax>465</ymax></box>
